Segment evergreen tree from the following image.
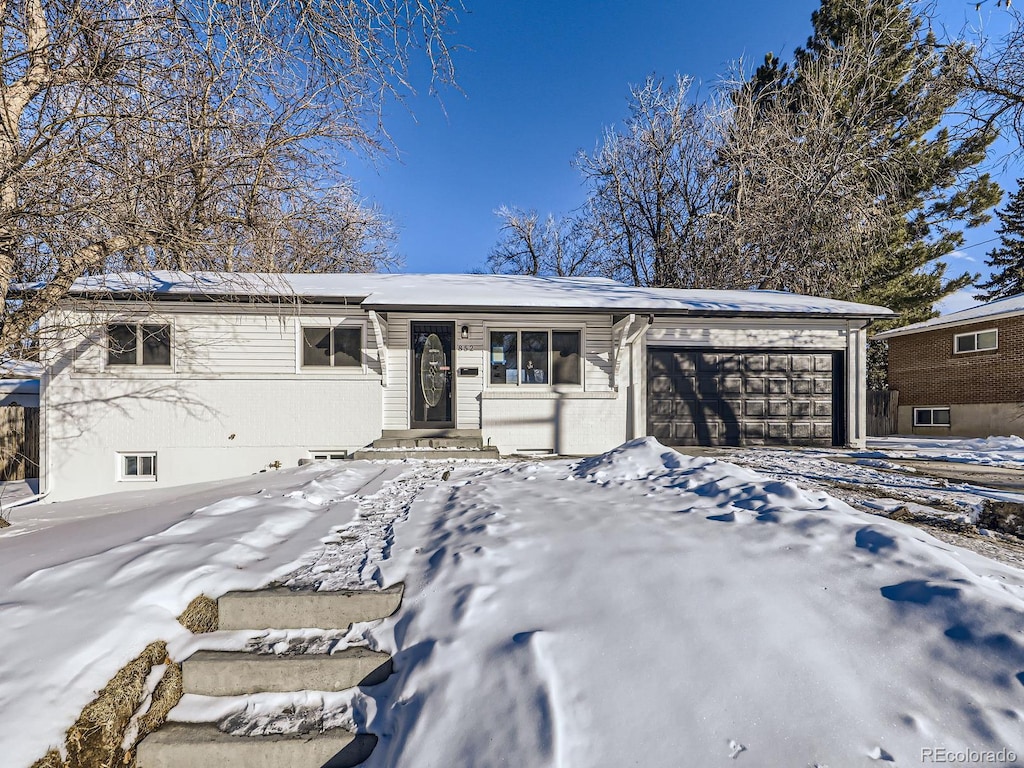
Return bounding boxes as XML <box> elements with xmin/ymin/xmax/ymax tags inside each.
<box><xmin>751</xmin><ymin>0</ymin><xmax>1002</xmax><ymax>386</ymax></box>
<box><xmin>975</xmin><ymin>179</ymin><xmax>1024</xmax><ymax>301</ymax></box>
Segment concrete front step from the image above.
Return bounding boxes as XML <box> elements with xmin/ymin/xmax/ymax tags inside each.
<box><xmin>350</xmin><ymin>447</ymin><xmax>501</xmax><ymax>461</ymax></box>
<box><xmin>182</xmin><ymin>648</ymin><xmax>394</xmax><ymax>696</ymax></box>
<box><xmin>380</xmin><ymin>428</ymin><xmax>482</xmax><ymax>439</ymax></box>
<box><xmin>135</xmin><ymin>723</ymin><xmax>376</xmax><ymax>768</ymax></box>
<box><xmin>371</xmin><ymin>436</ymin><xmax>483</xmax><ymax>449</ymax></box>
<box><xmin>218</xmin><ymin>584</ymin><xmax>404</xmax><ymax>631</ymax></box>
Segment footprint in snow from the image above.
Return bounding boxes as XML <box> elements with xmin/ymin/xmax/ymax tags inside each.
<box><xmin>728</xmin><ymin>739</ymin><xmax>746</xmax><ymax>759</ymax></box>
<box><xmin>707</xmin><ymin>511</ymin><xmax>736</xmax><ymax>523</ymax></box>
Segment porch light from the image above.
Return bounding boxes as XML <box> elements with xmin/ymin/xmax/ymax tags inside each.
<box><xmin>461</xmin><ymin>325</ymin><xmax>469</xmax><ymax>339</ymax></box>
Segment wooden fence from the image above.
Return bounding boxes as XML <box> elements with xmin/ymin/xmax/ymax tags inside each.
<box><xmin>0</xmin><ymin>406</ymin><xmax>39</xmax><ymax>480</ymax></box>
<box><xmin>867</xmin><ymin>390</ymin><xmax>899</xmax><ymax>437</ymax></box>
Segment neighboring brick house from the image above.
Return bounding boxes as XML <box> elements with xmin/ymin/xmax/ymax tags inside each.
<box><xmin>875</xmin><ymin>294</ymin><xmax>1024</xmax><ymax>437</ymax></box>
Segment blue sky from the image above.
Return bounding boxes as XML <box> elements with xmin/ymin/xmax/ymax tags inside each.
<box><xmin>348</xmin><ymin>0</ymin><xmax>1020</xmax><ymax>313</ymax></box>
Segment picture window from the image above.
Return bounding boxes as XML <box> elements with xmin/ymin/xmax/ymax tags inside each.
<box><xmin>489</xmin><ymin>330</ymin><xmax>581</xmax><ymax>386</ymax></box>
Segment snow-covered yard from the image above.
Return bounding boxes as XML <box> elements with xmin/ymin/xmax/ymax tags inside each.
<box><xmin>3</xmin><ymin>439</ymin><xmax>1024</xmax><ymax>767</ymax></box>
<box><xmin>864</xmin><ymin>436</ymin><xmax>1024</xmax><ymax>469</ymax></box>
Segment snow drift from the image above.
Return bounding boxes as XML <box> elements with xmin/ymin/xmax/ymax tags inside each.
<box><xmin>362</xmin><ymin>438</ymin><xmax>1024</xmax><ymax>767</ymax></box>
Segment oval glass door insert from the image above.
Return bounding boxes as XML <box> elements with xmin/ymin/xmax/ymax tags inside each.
<box><xmin>420</xmin><ymin>333</ymin><xmax>448</xmax><ymax>407</ymax></box>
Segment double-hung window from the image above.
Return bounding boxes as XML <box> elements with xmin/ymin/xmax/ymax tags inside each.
<box><xmin>489</xmin><ymin>329</ymin><xmax>582</xmax><ymax>386</ymax></box>
<box><xmin>953</xmin><ymin>328</ymin><xmax>997</xmax><ymax>354</ymax></box>
<box><xmin>302</xmin><ymin>326</ymin><xmax>361</xmax><ymax>367</ymax></box>
<box><xmin>107</xmin><ymin>324</ymin><xmax>171</xmax><ymax>366</ymax></box>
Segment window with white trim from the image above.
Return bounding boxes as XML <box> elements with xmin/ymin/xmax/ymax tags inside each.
<box><xmin>310</xmin><ymin>450</ymin><xmax>347</xmax><ymax>460</ymax></box>
<box><xmin>489</xmin><ymin>329</ymin><xmax>582</xmax><ymax>386</ymax></box>
<box><xmin>302</xmin><ymin>326</ymin><xmax>361</xmax><ymax>367</ymax></box>
<box><xmin>954</xmin><ymin>328</ymin><xmax>997</xmax><ymax>353</ymax></box>
<box><xmin>913</xmin><ymin>407</ymin><xmax>951</xmax><ymax>427</ymax></box>
<box><xmin>119</xmin><ymin>452</ymin><xmax>157</xmax><ymax>481</ymax></box>
<box><xmin>108</xmin><ymin>324</ymin><xmax>171</xmax><ymax>366</ymax></box>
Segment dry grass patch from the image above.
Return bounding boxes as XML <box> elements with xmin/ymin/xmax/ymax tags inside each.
<box><xmin>177</xmin><ymin>594</ymin><xmax>218</xmax><ymax>633</ymax></box>
<box><xmin>30</xmin><ymin>750</ymin><xmax>64</xmax><ymax>768</ymax></box>
<box><xmin>31</xmin><ymin>641</ymin><xmax>182</xmax><ymax>768</ymax></box>
<box><xmin>30</xmin><ymin>594</ymin><xmax>221</xmax><ymax>767</ymax></box>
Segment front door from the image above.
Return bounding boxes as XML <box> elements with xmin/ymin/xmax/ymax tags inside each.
<box><xmin>411</xmin><ymin>322</ymin><xmax>455</xmax><ymax>428</ymax></box>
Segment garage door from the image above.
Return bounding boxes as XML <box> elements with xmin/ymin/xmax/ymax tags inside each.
<box><xmin>647</xmin><ymin>349</ymin><xmax>843</xmax><ymax>447</ymax></box>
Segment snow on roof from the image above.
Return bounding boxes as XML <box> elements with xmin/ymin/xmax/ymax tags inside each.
<box><xmin>874</xmin><ymin>292</ymin><xmax>1024</xmax><ymax>339</ymax></box>
<box><xmin>55</xmin><ymin>271</ymin><xmax>892</xmax><ymax>317</ymax></box>
<box><xmin>0</xmin><ymin>359</ymin><xmax>42</xmax><ymax>380</ymax></box>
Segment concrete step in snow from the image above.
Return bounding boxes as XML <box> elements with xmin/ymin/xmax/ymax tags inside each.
<box><xmin>218</xmin><ymin>584</ymin><xmax>404</xmax><ymax>631</ymax></box>
<box><xmin>182</xmin><ymin>648</ymin><xmax>393</xmax><ymax>696</ymax></box>
<box><xmin>370</xmin><ymin>436</ymin><xmax>483</xmax><ymax>449</ymax></box>
<box><xmin>350</xmin><ymin>446</ymin><xmax>500</xmax><ymax>461</ymax></box>
<box><xmin>380</xmin><ymin>428</ymin><xmax>482</xmax><ymax>439</ymax></box>
<box><xmin>135</xmin><ymin>723</ymin><xmax>376</xmax><ymax>768</ymax></box>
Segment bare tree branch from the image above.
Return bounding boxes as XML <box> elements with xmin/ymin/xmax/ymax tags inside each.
<box><xmin>0</xmin><ymin>0</ymin><xmax>460</xmax><ymax>357</ymax></box>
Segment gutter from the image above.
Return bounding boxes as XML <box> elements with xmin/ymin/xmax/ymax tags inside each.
<box><xmin>360</xmin><ymin>304</ymin><xmax>890</xmax><ymax>321</ymax></box>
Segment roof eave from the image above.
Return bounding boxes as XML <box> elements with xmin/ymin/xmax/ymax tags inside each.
<box><xmin>362</xmin><ymin>303</ymin><xmax>888</xmax><ymax>320</ymax></box>
<box><xmin>55</xmin><ymin>290</ymin><xmax>373</xmax><ymax>304</ymax></box>
<box><xmin>874</xmin><ymin>308</ymin><xmax>1024</xmax><ymax>340</ymax></box>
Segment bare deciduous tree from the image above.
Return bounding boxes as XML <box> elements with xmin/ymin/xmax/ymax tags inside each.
<box><xmin>488</xmin><ymin>205</ymin><xmax>603</xmax><ymax>277</ymax></box>
<box><xmin>1</xmin><ymin>0</ymin><xmax>458</xmax><ymax>356</ymax></box>
<box><xmin>574</xmin><ymin>75</ymin><xmax>726</xmax><ymax>288</ymax></box>
<box><xmin>710</xmin><ymin>47</ymin><xmax>907</xmax><ymax>299</ymax></box>
<box><xmin>962</xmin><ymin>8</ymin><xmax>1024</xmax><ymax>147</ymax></box>
<box><xmin>489</xmin><ymin>77</ymin><xmax>732</xmax><ymax>288</ymax></box>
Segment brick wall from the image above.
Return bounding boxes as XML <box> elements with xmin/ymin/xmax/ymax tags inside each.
<box><xmin>888</xmin><ymin>315</ymin><xmax>1024</xmax><ymax>405</ymax></box>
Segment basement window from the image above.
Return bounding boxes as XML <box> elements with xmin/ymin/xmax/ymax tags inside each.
<box><xmin>954</xmin><ymin>328</ymin><xmax>997</xmax><ymax>354</ymax></box>
<box><xmin>119</xmin><ymin>452</ymin><xmax>157</xmax><ymax>481</ymax></box>
<box><xmin>913</xmin><ymin>407</ymin><xmax>951</xmax><ymax>427</ymax></box>
<box><xmin>310</xmin><ymin>450</ymin><xmax>348</xmax><ymax>460</ymax></box>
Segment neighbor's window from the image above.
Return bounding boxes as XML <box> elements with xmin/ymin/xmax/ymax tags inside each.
<box><xmin>954</xmin><ymin>328</ymin><xmax>997</xmax><ymax>354</ymax></box>
<box><xmin>107</xmin><ymin>324</ymin><xmax>171</xmax><ymax>366</ymax></box>
<box><xmin>489</xmin><ymin>330</ymin><xmax>581</xmax><ymax>386</ymax></box>
<box><xmin>913</xmin><ymin>407</ymin><xmax>951</xmax><ymax>427</ymax></box>
<box><xmin>302</xmin><ymin>326</ymin><xmax>361</xmax><ymax>367</ymax></box>
<box><xmin>119</xmin><ymin>452</ymin><xmax>157</xmax><ymax>481</ymax></box>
